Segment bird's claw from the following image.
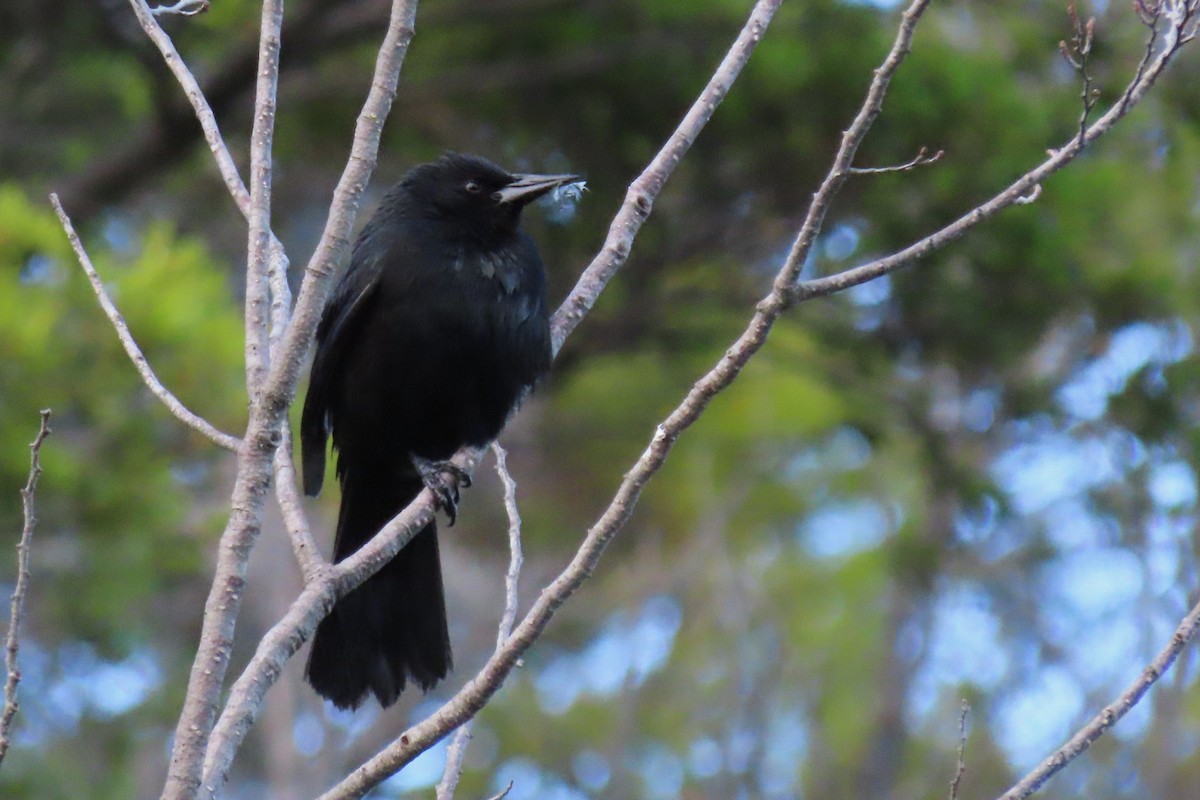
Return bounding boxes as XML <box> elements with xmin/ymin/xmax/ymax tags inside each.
<box><xmin>412</xmin><ymin>456</ymin><xmax>472</xmax><ymax>525</ymax></box>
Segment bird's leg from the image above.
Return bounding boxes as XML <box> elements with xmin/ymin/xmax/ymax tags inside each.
<box><xmin>411</xmin><ymin>455</ymin><xmax>473</xmax><ymax>526</ymax></box>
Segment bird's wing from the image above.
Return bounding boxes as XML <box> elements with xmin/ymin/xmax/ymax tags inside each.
<box><xmin>300</xmin><ymin>251</ymin><xmax>384</xmax><ymax>496</ymax></box>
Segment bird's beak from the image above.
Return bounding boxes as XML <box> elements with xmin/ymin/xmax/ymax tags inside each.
<box><xmin>495</xmin><ymin>172</ymin><xmax>581</xmax><ymax>205</ymax></box>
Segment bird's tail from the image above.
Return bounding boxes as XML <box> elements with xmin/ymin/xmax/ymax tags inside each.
<box><xmin>306</xmin><ymin>470</ymin><xmax>452</xmax><ymax>710</ymax></box>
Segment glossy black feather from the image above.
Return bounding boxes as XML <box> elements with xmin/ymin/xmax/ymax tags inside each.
<box><xmin>301</xmin><ymin>153</ymin><xmax>558</xmax><ymax>709</ymax></box>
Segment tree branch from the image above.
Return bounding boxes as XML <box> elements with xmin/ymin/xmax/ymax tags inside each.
<box><xmin>125</xmin><ymin>0</ymin><xmax>251</xmax><ymax>220</ymax></box>
<box><xmin>949</xmin><ymin>699</ymin><xmax>969</xmax><ymax>800</ymax></box>
<box><xmin>129</xmin><ymin>0</ymin><xmax>312</xmax><ymax>569</ymax></box>
<box><xmin>127</xmin><ymin>0</ymin><xmax>294</xmax><ymax>362</ymax></box>
<box><xmin>49</xmin><ymin>195</ymin><xmax>240</xmax><ymax>452</ymax></box>
<box><xmin>160</xmin><ymin>2</ymin><xmax>286</xmax><ymax>794</ymax></box>
<box><xmin>435</xmin><ymin>443</ymin><xmax>526</xmax><ymax>800</ymax></box>
<box><xmin>848</xmin><ymin>145</ymin><xmax>943</xmax><ymax>175</ymax></box>
<box><xmin>0</xmin><ymin>410</ymin><xmax>52</xmax><ymax>767</ymax></box>
<box><xmin>1059</xmin><ymin>2</ymin><xmax>1098</xmax><ymax>144</ymax></box>
<box><xmin>790</xmin><ymin>0</ymin><xmax>1196</xmax><ymax>304</ymax></box>
<box><xmin>996</xmin><ymin>591</ymin><xmax>1200</xmax><ymax>800</ymax></box>
<box><xmin>242</xmin><ymin>0</ymin><xmax>284</xmax><ymax>401</ymax></box>
<box><xmin>161</xmin><ymin>2</ymin><xmax>418</xmax><ymax>796</ymax></box>
<box><xmin>549</xmin><ymin>0</ymin><xmax>783</xmax><ymax>354</ymax></box>
<box><xmin>199</xmin><ymin>450</ymin><xmax>479</xmax><ymax>793</ymax></box>
<box><xmin>274</xmin><ymin>423</ymin><xmax>323</xmax><ymax>580</ymax></box>
<box><xmin>773</xmin><ymin>0</ymin><xmax>933</xmax><ymax>296</ymax></box>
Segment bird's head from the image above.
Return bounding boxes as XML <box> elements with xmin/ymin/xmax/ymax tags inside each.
<box><xmin>397</xmin><ymin>153</ymin><xmax>581</xmax><ymax>239</ymax></box>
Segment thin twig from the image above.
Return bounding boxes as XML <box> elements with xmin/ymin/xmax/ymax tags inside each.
<box><xmin>483</xmin><ymin>783</ymin><xmax>513</xmax><ymax>800</ymax></box>
<box><xmin>126</xmin><ymin>0</ymin><xmax>248</xmax><ymax>218</ymax></box>
<box><xmin>128</xmin><ymin>0</ymin><xmax>310</xmax><ymax>570</ymax></box>
<box><xmin>50</xmin><ymin>194</ymin><xmax>240</xmax><ymax>452</ymax></box>
<box><xmin>1122</xmin><ymin>1</ymin><xmax>1165</xmax><ymax>116</ymax></box>
<box><xmin>491</xmin><ymin>443</ymin><xmax>524</xmax><ymax>654</ymax></box>
<box><xmin>848</xmin><ymin>145</ymin><xmax>944</xmax><ymax>175</ymax></box>
<box><xmin>774</xmin><ymin>0</ymin><xmax>934</xmax><ymax>296</ymax></box>
<box><xmin>274</xmin><ymin>424</ymin><xmax>324</xmax><ymax>580</ymax></box>
<box><xmin>150</xmin><ymin>0</ymin><xmax>209</xmax><ymax>16</ymax></box>
<box><xmin>0</xmin><ymin>410</ymin><xmax>51</xmax><ymax>766</ymax></box>
<box><xmin>949</xmin><ymin>699</ymin><xmax>969</xmax><ymax>800</ymax></box>
<box><xmin>436</xmin><ymin>444</ymin><xmax>525</xmax><ymax>800</ymax></box>
<box><xmin>549</xmin><ymin>0</ymin><xmax>783</xmax><ymax>354</ymax></box>
<box><xmin>996</xmin><ymin>592</ymin><xmax>1200</xmax><ymax>800</ymax></box>
<box><xmin>1135</xmin><ymin>0</ymin><xmax>1162</xmax><ymax>25</ymax></box>
<box><xmin>1059</xmin><ymin>2</ymin><xmax>1098</xmax><ymax>143</ymax></box>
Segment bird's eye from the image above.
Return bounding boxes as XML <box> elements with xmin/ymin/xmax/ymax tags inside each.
<box><xmin>464</xmin><ymin>181</ymin><xmax>482</xmax><ymax>194</ymax></box>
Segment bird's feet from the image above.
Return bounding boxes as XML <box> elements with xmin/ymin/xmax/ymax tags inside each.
<box><xmin>411</xmin><ymin>455</ymin><xmax>473</xmax><ymax>525</ymax></box>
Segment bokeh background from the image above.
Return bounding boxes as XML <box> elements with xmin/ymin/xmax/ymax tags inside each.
<box><xmin>4</xmin><ymin>0</ymin><xmax>1200</xmax><ymax>797</ymax></box>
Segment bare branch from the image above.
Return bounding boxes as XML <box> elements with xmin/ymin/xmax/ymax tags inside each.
<box><xmin>50</xmin><ymin>194</ymin><xmax>240</xmax><ymax>452</ymax></box>
<box><xmin>436</xmin><ymin>443</ymin><xmax>525</xmax><ymax>800</ymax></box>
<box><xmin>199</xmin><ymin>450</ymin><xmax>476</xmax><ymax>794</ymax></box>
<box><xmin>791</xmin><ymin>3</ymin><xmax>1193</xmax><ymax>304</ymax></box>
<box><xmin>482</xmin><ymin>783</ymin><xmax>513</xmax><ymax>800</ymax></box>
<box><xmin>949</xmin><ymin>699</ymin><xmax>969</xmax><ymax>800</ymax></box>
<box><xmin>126</xmin><ymin>0</ymin><xmax>248</xmax><ymax>218</ymax></box>
<box><xmin>1060</xmin><ymin>2</ymin><xmax>1098</xmax><ymax>142</ymax></box>
<box><xmin>549</xmin><ymin>0</ymin><xmax>783</xmax><ymax>354</ymax></box>
<box><xmin>150</xmin><ymin>0</ymin><xmax>209</xmax><ymax>16</ymax></box>
<box><xmin>848</xmin><ymin>145</ymin><xmax>944</xmax><ymax>175</ymax></box>
<box><xmin>159</xmin><ymin>3</ymin><xmax>285</xmax><ymax>795</ymax></box>
<box><xmin>437</xmin><ymin>729</ymin><xmax>474</xmax><ymax>800</ymax></box>
<box><xmin>242</xmin><ymin>0</ymin><xmax>284</xmax><ymax>401</ymax></box>
<box><xmin>491</xmin><ymin>443</ymin><xmax>524</xmax><ymax>652</ymax></box>
<box><xmin>169</xmin><ymin>1</ymin><xmax>420</xmax><ymax>792</ymax></box>
<box><xmin>0</xmin><ymin>410</ymin><xmax>52</xmax><ymax>767</ymax></box>
<box><xmin>274</xmin><ymin>424</ymin><xmax>323</xmax><ymax>580</ymax></box>
<box><xmin>773</xmin><ymin>0</ymin><xmax>934</xmax><ymax>296</ymax></box>
<box><xmin>996</xmin><ymin>593</ymin><xmax>1200</xmax><ymax>800</ymax></box>
<box><xmin>126</xmin><ymin>0</ymin><xmax>294</xmax><ymax>361</ymax></box>
<box><xmin>132</xmin><ymin>0</ymin><xmax>307</xmax><ymax>565</ymax></box>
<box><xmin>263</xmin><ymin>0</ymin><xmax>420</xmax><ymax>422</ymax></box>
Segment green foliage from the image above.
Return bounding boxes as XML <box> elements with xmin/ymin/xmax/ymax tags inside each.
<box><xmin>0</xmin><ymin>185</ymin><xmax>243</xmax><ymax>795</ymax></box>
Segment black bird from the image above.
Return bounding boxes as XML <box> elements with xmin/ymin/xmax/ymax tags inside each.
<box><xmin>300</xmin><ymin>153</ymin><xmax>576</xmax><ymax>709</ymax></box>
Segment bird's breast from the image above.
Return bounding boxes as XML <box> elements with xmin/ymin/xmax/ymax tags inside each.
<box><xmin>451</xmin><ymin>245</ymin><xmax>525</xmax><ymax>295</ymax></box>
